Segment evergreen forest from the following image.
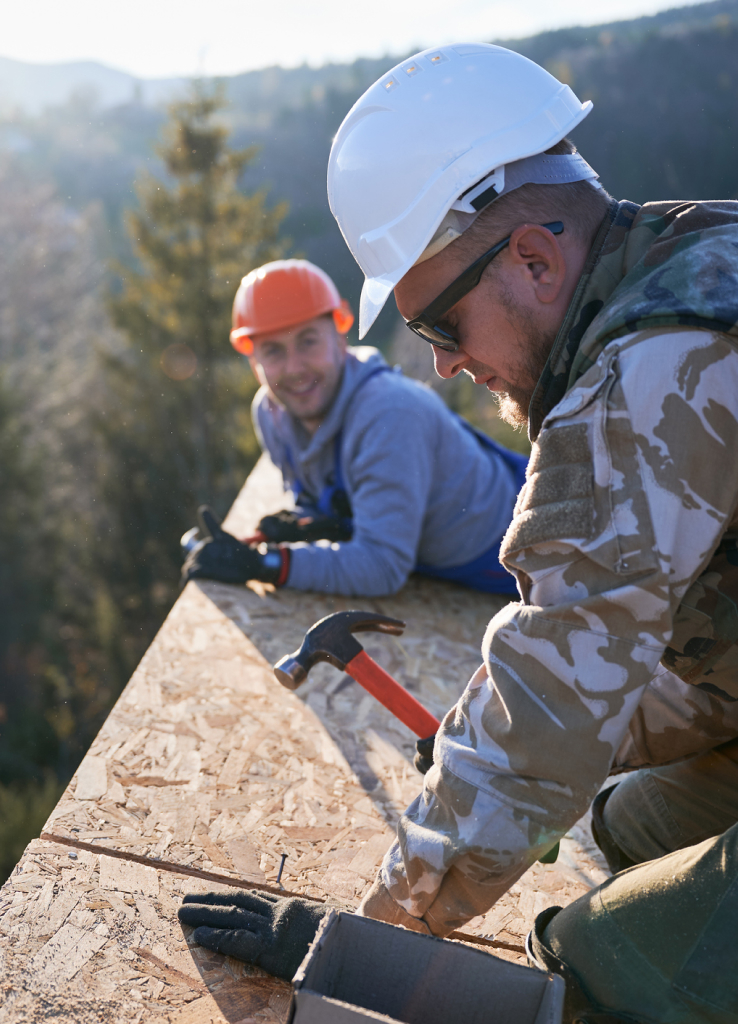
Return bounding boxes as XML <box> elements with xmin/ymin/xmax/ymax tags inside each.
<box><xmin>0</xmin><ymin>0</ymin><xmax>737</xmax><ymax>880</ymax></box>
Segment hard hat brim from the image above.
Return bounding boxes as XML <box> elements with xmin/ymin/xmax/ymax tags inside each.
<box><xmin>359</xmin><ymin>277</ymin><xmax>396</xmax><ymax>340</ymax></box>
<box><xmin>230</xmin><ymin>327</ymin><xmax>255</xmax><ymax>355</ymax></box>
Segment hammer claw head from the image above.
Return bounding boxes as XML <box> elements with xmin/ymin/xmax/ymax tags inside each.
<box><xmin>351</xmin><ymin>618</ymin><xmax>405</xmax><ymax>638</ymax></box>
<box><xmin>273</xmin><ymin>610</ymin><xmax>406</xmax><ymax>689</ymax></box>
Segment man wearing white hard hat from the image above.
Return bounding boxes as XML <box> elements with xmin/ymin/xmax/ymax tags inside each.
<box><xmin>179</xmin><ymin>45</ymin><xmax>738</xmax><ymax>1020</ymax></box>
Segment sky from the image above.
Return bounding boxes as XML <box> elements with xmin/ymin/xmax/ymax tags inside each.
<box><xmin>3</xmin><ymin>0</ymin><xmax>703</xmax><ymax>79</ymax></box>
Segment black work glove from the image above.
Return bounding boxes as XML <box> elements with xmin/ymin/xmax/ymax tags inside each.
<box><xmin>182</xmin><ymin>506</ymin><xmax>289</xmax><ymax>587</ymax></box>
<box><xmin>178</xmin><ymin>889</ymin><xmax>330</xmax><ymax>981</ymax></box>
<box><xmin>257</xmin><ymin>508</ymin><xmax>353</xmax><ymax>544</ymax></box>
<box><xmin>414</xmin><ymin>734</ymin><xmax>435</xmax><ymax>775</ymax></box>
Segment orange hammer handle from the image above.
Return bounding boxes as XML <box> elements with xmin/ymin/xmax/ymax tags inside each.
<box><xmin>344</xmin><ymin>650</ymin><xmax>441</xmax><ymax>737</ymax></box>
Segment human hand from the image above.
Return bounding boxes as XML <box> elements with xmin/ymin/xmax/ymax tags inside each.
<box><xmin>178</xmin><ymin>889</ymin><xmax>330</xmax><ymax>981</ymax></box>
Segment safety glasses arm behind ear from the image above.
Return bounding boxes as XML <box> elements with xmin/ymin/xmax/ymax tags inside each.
<box><xmin>405</xmin><ymin>221</ymin><xmax>564</xmax><ymax>351</ymax></box>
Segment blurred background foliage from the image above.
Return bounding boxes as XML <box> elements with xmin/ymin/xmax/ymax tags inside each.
<box><xmin>99</xmin><ymin>83</ymin><xmax>284</xmax><ymax>649</ymax></box>
<box><xmin>0</xmin><ymin>0</ymin><xmax>737</xmax><ymax>880</ymax></box>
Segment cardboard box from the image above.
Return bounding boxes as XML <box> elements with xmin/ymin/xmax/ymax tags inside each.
<box><xmin>289</xmin><ymin>911</ymin><xmax>565</xmax><ymax>1024</ymax></box>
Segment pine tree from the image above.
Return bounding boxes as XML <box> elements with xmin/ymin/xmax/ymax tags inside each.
<box><xmin>0</xmin><ymin>373</ymin><xmax>60</xmax><ymax>783</ymax></box>
<box><xmin>97</xmin><ymin>81</ymin><xmax>286</xmax><ymax>630</ymax></box>
<box><xmin>0</xmin><ymin>166</ymin><xmax>126</xmax><ymax>882</ymax></box>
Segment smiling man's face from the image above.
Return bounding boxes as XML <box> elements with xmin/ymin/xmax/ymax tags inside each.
<box><xmin>249</xmin><ymin>315</ymin><xmax>346</xmax><ymax>433</ymax></box>
<box><xmin>394</xmin><ymin>223</ymin><xmax>588</xmax><ymax>427</ymax></box>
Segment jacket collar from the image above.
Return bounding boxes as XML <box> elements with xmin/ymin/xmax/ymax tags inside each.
<box><xmin>528</xmin><ymin>197</ymin><xmax>738</xmax><ymax>440</ymax></box>
<box><xmin>528</xmin><ymin>199</ymin><xmax>638</xmax><ymax>440</ymax></box>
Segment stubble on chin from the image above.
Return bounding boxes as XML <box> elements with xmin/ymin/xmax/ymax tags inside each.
<box><xmin>486</xmin><ymin>297</ymin><xmax>556</xmax><ymax>430</ymax></box>
<box><xmin>493</xmin><ymin>386</ymin><xmax>534</xmax><ymax>429</ymax></box>
<box><xmin>463</xmin><ymin>328</ymin><xmax>553</xmax><ymax>430</ymax></box>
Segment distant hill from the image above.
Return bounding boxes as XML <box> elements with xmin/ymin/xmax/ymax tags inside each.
<box><xmin>0</xmin><ymin>56</ymin><xmax>184</xmax><ymax>115</ymax></box>
<box><xmin>1</xmin><ymin>0</ymin><xmax>737</xmax><ymax>341</ymax></box>
<box><xmin>0</xmin><ymin>50</ymin><xmax>404</xmax><ymax>119</ymax></box>
<box><xmin>1</xmin><ymin>0</ymin><xmax>735</xmax><ymax>116</ymax></box>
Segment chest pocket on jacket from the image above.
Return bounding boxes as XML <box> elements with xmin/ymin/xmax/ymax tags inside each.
<box><xmin>501</xmin><ymin>422</ymin><xmax>595</xmax><ymax>558</ymax></box>
<box><xmin>661</xmin><ymin>536</ymin><xmax>738</xmax><ymax>702</ymax></box>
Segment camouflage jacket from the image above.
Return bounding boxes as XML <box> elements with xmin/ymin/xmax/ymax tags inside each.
<box><xmin>359</xmin><ymin>200</ymin><xmax>738</xmax><ymax>936</ymax></box>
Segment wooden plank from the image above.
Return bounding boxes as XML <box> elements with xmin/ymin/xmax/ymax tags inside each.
<box><xmin>0</xmin><ymin>454</ymin><xmax>610</xmax><ymax>1018</ymax></box>
<box><xmin>42</xmin><ymin>579</ymin><xmax>400</xmax><ymax>901</ymax></box>
<box><xmin>0</xmin><ymin>838</ymin><xmax>291</xmax><ymax>1023</ymax></box>
<box><xmin>41</xmin><ymin>456</ymin><xmax>516</xmax><ymax>901</ymax></box>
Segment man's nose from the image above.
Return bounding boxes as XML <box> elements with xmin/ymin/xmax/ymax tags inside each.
<box><xmin>283</xmin><ymin>349</ymin><xmax>307</xmax><ymax>377</ymax></box>
<box><xmin>433</xmin><ymin>345</ymin><xmax>466</xmax><ymax>379</ymax></box>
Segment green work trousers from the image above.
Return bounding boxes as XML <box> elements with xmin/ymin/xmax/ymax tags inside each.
<box><xmin>528</xmin><ymin>739</ymin><xmax>738</xmax><ymax>1022</ymax></box>
<box><xmin>602</xmin><ymin>737</ymin><xmax>738</xmax><ymax>865</ymax></box>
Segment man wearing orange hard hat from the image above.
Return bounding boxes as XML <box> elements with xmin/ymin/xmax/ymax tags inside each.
<box><xmin>182</xmin><ymin>258</ymin><xmax>526</xmax><ymax>596</ymax></box>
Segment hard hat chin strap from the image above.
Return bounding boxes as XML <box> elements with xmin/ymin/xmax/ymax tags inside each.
<box><xmin>415</xmin><ymin>152</ymin><xmax>601</xmax><ymax>266</ymax></box>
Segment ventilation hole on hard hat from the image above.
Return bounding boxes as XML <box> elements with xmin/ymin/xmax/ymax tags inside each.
<box><xmin>429</xmin><ymin>53</ymin><xmax>449</xmax><ymax>66</ymax></box>
<box><xmin>384</xmin><ymin>78</ymin><xmax>398</xmax><ymax>92</ymax></box>
<box><xmin>404</xmin><ymin>63</ymin><xmax>422</xmax><ymax>77</ymax></box>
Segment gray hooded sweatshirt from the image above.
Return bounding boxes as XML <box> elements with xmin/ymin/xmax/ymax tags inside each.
<box><xmin>252</xmin><ymin>346</ymin><xmax>518</xmax><ymax>596</ymax></box>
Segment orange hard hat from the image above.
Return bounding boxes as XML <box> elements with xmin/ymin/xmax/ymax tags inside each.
<box><xmin>230</xmin><ymin>259</ymin><xmax>354</xmax><ymax>356</ymax></box>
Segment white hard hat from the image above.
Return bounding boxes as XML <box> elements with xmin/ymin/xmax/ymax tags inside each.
<box><xmin>328</xmin><ymin>43</ymin><xmax>595</xmax><ymax>338</ymax></box>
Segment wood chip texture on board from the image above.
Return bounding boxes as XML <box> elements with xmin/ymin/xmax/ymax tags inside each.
<box><xmin>0</xmin><ymin>839</ymin><xmax>291</xmax><ymax>1023</ymax></box>
<box><xmin>0</xmin><ymin>454</ymin><xmax>609</xmax><ymax>1021</ymax></box>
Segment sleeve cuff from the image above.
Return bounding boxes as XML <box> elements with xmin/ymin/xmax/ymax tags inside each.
<box><xmin>357</xmin><ymin>875</ymin><xmax>433</xmax><ymax>935</ymax></box>
<box><xmin>276</xmin><ymin>546</ymin><xmax>291</xmax><ymax>587</ymax></box>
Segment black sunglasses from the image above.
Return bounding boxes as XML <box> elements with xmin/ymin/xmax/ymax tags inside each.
<box><xmin>405</xmin><ymin>221</ymin><xmax>564</xmax><ymax>351</ymax></box>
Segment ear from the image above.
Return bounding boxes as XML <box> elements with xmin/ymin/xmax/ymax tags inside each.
<box><xmin>506</xmin><ymin>224</ymin><xmax>567</xmax><ymax>305</ymax></box>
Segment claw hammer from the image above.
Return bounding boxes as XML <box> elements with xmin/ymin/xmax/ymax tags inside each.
<box><xmin>273</xmin><ymin>611</ymin><xmax>440</xmax><ymax>737</ymax></box>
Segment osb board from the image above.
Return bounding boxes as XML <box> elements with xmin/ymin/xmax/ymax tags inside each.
<box><xmin>0</xmin><ymin>841</ymin><xmax>593</xmax><ymax>1024</ymax></box>
<box><xmin>43</xmin><ymin>581</ymin><xmax>401</xmax><ymax>901</ymax></box>
<box><xmin>0</xmin><ymin>838</ymin><xmax>291</xmax><ymax>1023</ymax></box>
<box><xmin>40</xmin><ymin>454</ymin><xmax>523</xmax><ymax>900</ymax></box>
<box><xmin>0</xmin><ymin>454</ymin><xmax>609</xmax><ymax>1019</ymax></box>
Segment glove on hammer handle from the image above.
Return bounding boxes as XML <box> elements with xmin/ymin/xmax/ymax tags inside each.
<box><xmin>344</xmin><ymin>650</ymin><xmax>440</xmax><ymax>737</ymax></box>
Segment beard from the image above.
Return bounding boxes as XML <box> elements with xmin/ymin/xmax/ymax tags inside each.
<box><xmin>493</xmin><ymin>349</ymin><xmax>549</xmax><ymax>428</ymax></box>
<box><xmin>466</xmin><ymin>294</ymin><xmax>557</xmax><ymax>429</ymax></box>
